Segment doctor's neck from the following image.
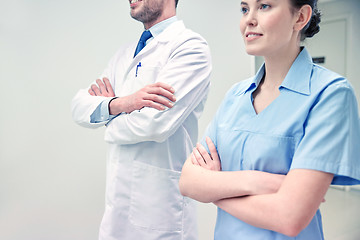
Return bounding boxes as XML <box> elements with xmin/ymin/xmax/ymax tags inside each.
<box><xmin>143</xmin><ymin>12</ymin><xmax>176</xmax><ymax>30</ymax></box>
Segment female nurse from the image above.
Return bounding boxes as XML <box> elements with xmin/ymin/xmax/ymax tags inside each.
<box><xmin>179</xmin><ymin>0</ymin><xmax>360</xmax><ymax>239</ymax></box>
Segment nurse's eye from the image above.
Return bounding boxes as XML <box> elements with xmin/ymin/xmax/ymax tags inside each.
<box><xmin>240</xmin><ymin>6</ymin><xmax>249</xmax><ymax>15</ymax></box>
<box><xmin>260</xmin><ymin>4</ymin><xmax>271</xmax><ymax>10</ymax></box>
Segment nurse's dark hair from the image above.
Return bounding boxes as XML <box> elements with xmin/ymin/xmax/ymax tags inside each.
<box><xmin>175</xmin><ymin>0</ymin><xmax>179</xmax><ymax>8</ymax></box>
<box><xmin>290</xmin><ymin>0</ymin><xmax>321</xmax><ymax>41</ymax></box>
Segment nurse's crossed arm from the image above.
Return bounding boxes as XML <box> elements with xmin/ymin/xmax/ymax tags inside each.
<box><xmin>179</xmin><ymin>137</ymin><xmax>286</xmax><ymax>203</ymax></box>
<box><xmin>191</xmin><ymin>137</ymin><xmax>221</xmax><ymax>171</ymax></box>
<box><xmin>183</xmin><ymin>138</ymin><xmax>332</xmax><ymax>237</ymax></box>
<box><xmin>88</xmin><ymin>77</ymin><xmax>176</xmax><ymax>115</ymax></box>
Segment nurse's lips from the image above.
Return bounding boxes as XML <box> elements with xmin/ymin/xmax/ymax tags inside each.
<box><xmin>246</xmin><ymin>32</ymin><xmax>263</xmax><ymax>40</ymax></box>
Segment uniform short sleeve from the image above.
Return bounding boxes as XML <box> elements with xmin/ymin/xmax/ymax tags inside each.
<box><xmin>200</xmin><ymin>82</ymin><xmax>248</xmax><ymax>154</ymax></box>
<box><xmin>200</xmin><ymin>108</ymin><xmax>219</xmax><ymax>153</ymax></box>
<box><xmin>291</xmin><ymin>81</ymin><xmax>360</xmax><ymax>185</ymax></box>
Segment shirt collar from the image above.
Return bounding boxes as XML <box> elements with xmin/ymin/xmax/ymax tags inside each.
<box><xmin>235</xmin><ymin>63</ymin><xmax>265</xmax><ymax>96</ymax></box>
<box><xmin>236</xmin><ymin>47</ymin><xmax>313</xmax><ymax>96</ymax></box>
<box><xmin>148</xmin><ymin>16</ymin><xmax>178</xmax><ymax>39</ymax></box>
<box><xmin>280</xmin><ymin>47</ymin><xmax>312</xmax><ymax>95</ymax></box>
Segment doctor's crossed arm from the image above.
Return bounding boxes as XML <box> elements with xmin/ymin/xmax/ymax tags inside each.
<box><xmin>88</xmin><ymin>77</ymin><xmax>176</xmax><ymax>115</ymax></box>
<box><xmin>103</xmin><ymin>34</ymin><xmax>211</xmax><ymax>145</ymax></box>
<box><xmin>88</xmin><ymin>77</ymin><xmax>115</xmax><ymax>97</ymax></box>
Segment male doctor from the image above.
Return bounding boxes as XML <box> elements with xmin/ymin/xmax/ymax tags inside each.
<box><xmin>71</xmin><ymin>0</ymin><xmax>212</xmax><ymax>239</ymax></box>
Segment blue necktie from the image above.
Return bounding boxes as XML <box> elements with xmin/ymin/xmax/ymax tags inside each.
<box><xmin>134</xmin><ymin>30</ymin><xmax>152</xmax><ymax>57</ymax></box>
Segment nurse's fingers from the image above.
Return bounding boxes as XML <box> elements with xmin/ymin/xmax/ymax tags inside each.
<box><xmin>190</xmin><ymin>152</ymin><xmax>200</xmax><ymax>166</ymax></box>
<box><xmin>206</xmin><ymin>137</ymin><xmax>221</xmax><ymax>171</ymax></box>
<box><xmin>197</xmin><ymin>142</ymin><xmax>218</xmax><ymax>171</ymax></box>
<box><xmin>196</xmin><ymin>143</ymin><xmax>212</xmax><ymax>162</ymax></box>
<box><xmin>193</xmin><ymin>147</ymin><xmax>207</xmax><ymax>169</ymax></box>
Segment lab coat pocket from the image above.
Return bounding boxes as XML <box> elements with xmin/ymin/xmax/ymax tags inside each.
<box><xmin>132</xmin><ymin>66</ymin><xmax>161</xmax><ymax>90</ymax></box>
<box><xmin>119</xmin><ymin>66</ymin><xmax>161</xmax><ymax>97</ymax></box>
<box><xmin>129</xmin><ymin>161</ymin><xmax>184</xmax><ymax>232</ymax></box>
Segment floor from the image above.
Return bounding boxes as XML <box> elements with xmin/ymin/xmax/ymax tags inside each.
<box><xmin>320</xmin><ymin>187</ymin><xmax>360</xmax><ymax>240</ymax></box>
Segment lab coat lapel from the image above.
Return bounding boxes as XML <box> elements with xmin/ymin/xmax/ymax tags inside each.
<box><xmin>123</xmin><ymin>21</ymin><xmax>186</xmax><ymax>78</ymax></box>
<box><xmin>123</xmin><ymin>37</ymin><xmax>160</xmax><ymax>79</ymax></box>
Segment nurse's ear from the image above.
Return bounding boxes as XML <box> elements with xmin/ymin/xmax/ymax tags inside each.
<box><xmin>293</xmin><ymin>4</ymin><xmax>312</xmax><ymax>33</ymax></box>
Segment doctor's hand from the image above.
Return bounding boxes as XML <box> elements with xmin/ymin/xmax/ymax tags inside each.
<box><xmin>109</xmin><ymin>82</ymin><xmax>176</xmax><ymax>115</ymax></box>
<box><xmin>88</xmin><ymin>77</ymin><xmax>115</xmax><ymax>97</ymax></box>
<box><xmin>191</xmin><ymin>137</ymin><xmax>221</xmax><ymax>171</ymax></box>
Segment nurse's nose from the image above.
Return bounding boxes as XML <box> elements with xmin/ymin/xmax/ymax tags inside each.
<box><xmin>245</xmin><ymin>11</ymin><xmax>258</xmax><ymax>27</ymax></box>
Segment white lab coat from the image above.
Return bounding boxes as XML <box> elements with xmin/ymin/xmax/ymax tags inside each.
<box><xmin>71</xmin><ymin>21</ymin><xmax>212</xmax><ymax>240</ymax></box>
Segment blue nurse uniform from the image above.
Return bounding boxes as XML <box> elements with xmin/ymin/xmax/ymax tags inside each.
<box><xmin>202</xmin><ymin>48</ymin><xmax>360</xmax><ymax>239</ymax></box>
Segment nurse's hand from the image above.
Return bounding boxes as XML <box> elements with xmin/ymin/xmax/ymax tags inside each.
<box><xmin>109</xmin><ymin>82</ymin><xmax>176</xmax><ymax>115</ymax></box>
<box><xmin>191</xmin><ymin>137</ymin><xmax>221</xmax><ymax>171</ymax></box>
<box><xmin>88</xmin><ymin>78</ymin><xmax>115</xmax><ymax>97</ymax></box>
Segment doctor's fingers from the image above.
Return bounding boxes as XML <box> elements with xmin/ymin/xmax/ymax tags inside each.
<box><xmin>90</xmin><ymin>84</ymin><xmax>101</xmax><ymax>96</ymax></box>
<box><xmin>146</xmin><ymin>83</ymin><xmax>176</xmax><ymax>102</ymax></box>
<box><xmin>96</xmin><ymin>79</ymin><xmax>107</xmax><ymax>94</ymax></box>
<box><xmin>88</xmin><ymin>88</ymin><xmax>96</xmax><ymax>96</ymax></box>
<box><xmin>102</xmin><ymin>78</ymin><xmax>115</xmax><ymax>97</ymax></box>
<box><xmin>96</xmin><ymin>79</ymin><xmax>113</xmax><ymax>97</ymax></box>
<box><xmin>150</xmin><ymin>82</ymin><xmax>175</xmax><ymax>93</ymax></box>
<box><xmin>143</xmin><ymin>93</ymin><xmax>174</xmax><ymax>109</ymax></box>
<box><xmin>140</xmin><ymin>99</ymin><xmax>170</xmax><ymax>111</ymax></box>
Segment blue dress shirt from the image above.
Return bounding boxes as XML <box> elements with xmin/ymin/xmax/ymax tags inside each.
<box><xmin>201</xmin><ymin>47</ymin><xmax>360</xmax><ymax>239</ymax></box>
<box><xmin>90</xmin><ymin>16</ymin><xmax>178</xmax><ymax>123</ymax></box>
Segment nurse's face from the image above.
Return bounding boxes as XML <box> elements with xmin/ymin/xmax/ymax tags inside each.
<box><xmin>129</xmin><ymin>0</ymin><xmax>166</xmax><ymax>27</ymax></box>
<box><xmin>239</xmin><ymin>0</ymin><xmax>299</xmax><ymax>57</ymax></box>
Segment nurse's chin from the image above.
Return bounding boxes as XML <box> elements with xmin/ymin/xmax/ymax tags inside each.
<box><xmin>245</xmin><ymin>48</ymin><xmax>264</xmax><ymax>57</ymax></box>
